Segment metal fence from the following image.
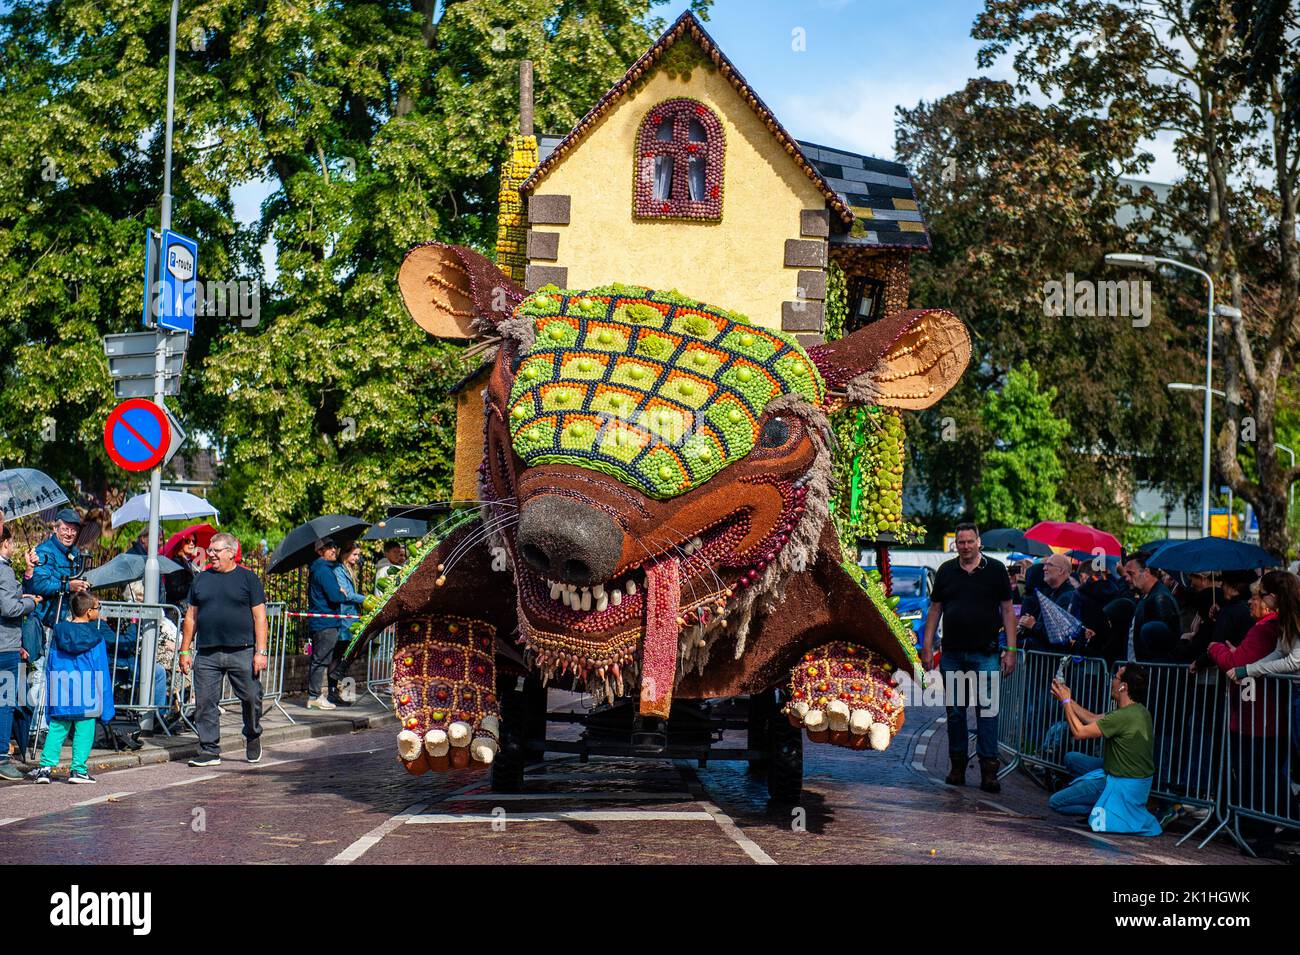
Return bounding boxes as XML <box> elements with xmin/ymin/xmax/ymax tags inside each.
<box><xmin>1015</xmin><ymin>650</ymin><xmax>1111</xmax><ymax>776</ymax></box>
<box><xmin>365</xmin><ymin>624</ymin><xmax>395</xmax><ymax>704</ymax></box>
<box><xmin>990</xmin><ymin>648</ymin><xmax>1298</xmax><ymax>854</ymax></box>
<box><xmin>1223</xmin><ymin>673</ymin><xmax>1298</xmax><ymax>855</ymax></box>
<box><xmin>216</xmin><ymin>601</ymin><xmax>294</xmax><ymax>722</ymax></box>
<box><xmin>29</xmin><ymin>600</ymin><xmax>191</xmax><ymax>755</ymax></box>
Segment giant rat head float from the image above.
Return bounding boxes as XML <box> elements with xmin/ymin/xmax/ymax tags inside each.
<box><xmin>352</xmin><ymin>242</ymin><xmax>970</xmax><ymax>773</ymax></box>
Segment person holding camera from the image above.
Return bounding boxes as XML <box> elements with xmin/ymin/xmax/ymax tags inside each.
<box><xmin>27</xmin><ymin>509</ymin><xmax>89</xmax><ymax>628</ymax></box>
<box><xmin>1048</xmin><ymin>663</ymin><xmax>1161</xmax><ymax>836</ymax></box>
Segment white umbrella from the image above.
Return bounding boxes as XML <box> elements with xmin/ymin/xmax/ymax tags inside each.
<box><xmin>0</xmin><ymin>468</ymin><xmax>69</xmax><ymax>521</ymax></box>
<box><xmin>111</xmin><ymin>490</ymin><xmax>219</xmax><ymax>528</ymax></box>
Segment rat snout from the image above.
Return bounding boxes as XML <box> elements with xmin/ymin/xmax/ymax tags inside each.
<box><xmin>515</xmin><ymin>495</ymin><xmax>624</xmax><ymax>587</ymax></box>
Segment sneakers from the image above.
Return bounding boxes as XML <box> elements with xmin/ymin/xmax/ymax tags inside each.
<box><xmin>67</xmin><ymin>771</ymin><xmax>97</xmax><ymax>784</ymax></box>
<box><xmin>0</xmin><ymin>762</ymin><xmax>23</xmax><ymax>782</ymax></box>
<box><xmin>307</xmin><ymin>694</ymin><xmax>336</xmax><ymax>710</ymax></box>
<box><xmin>27</xmin><ymin>767</ymin><xmax>52</xmax><ymax>784</ymax></box>
<box><xmin>246</xmin><ymin>737</ymin><xmax>262</xmax><ymax>763</ymax></box>
<box><xmin>188</xmin><ymin>754</ymin><xmax>222</xmax><ymax>767</ymax></box>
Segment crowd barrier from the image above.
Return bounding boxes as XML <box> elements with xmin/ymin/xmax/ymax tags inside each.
<box><xmin>217</xmin><ymin>601</ymin><xmax>294</xmax><ymax>723</ymax></box>
<box><xmin>28</xmin><ymin>600</ymin><xmax>191</xmax><ymax>756</ymax></box>
<box><xmin>988</xmin><ymin>647</ymin><xmax>1298</xmax><ymax>854</ymax></box>
<box><xmin>1224</xmin><ymin>672</ymin><xmax>1299</xmax><ymax>854</ymax></box>
<box><xmin>365</xmin><ymin>625</ymin><xmax>395</xmax><ymax>704</ymax></box>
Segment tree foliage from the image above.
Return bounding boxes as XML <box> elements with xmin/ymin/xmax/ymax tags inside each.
<box><xmin>974</xmin><ymin>362</ymin><xmax>1071</xmax><ymax>528</ymax></box>
<box><xmin>0</xmin><ymin>0</ymin><xmax>709</xmax><ymax>532</ymax></box>
<box><xmin>896</xmin><ymin>77</ymin><xmax>1202</xmax><ymax>532</ymax></box>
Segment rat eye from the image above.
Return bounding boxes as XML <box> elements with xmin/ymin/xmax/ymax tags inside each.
<box><xmin>758</xmin><ymin>416</ymin><xmax>791</xmax><ymax>449</ymax></box>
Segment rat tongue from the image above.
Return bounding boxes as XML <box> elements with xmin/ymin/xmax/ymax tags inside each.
<box><xmin>639</xmin><ymin>556</ymin><xmax>681</xmax><ymax>718</ymax></box>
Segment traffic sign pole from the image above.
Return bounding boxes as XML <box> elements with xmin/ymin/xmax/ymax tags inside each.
<box><xmin>139</xmin><ymin>0</ymin><xmax>182</xmax><ymax>730</ymax></box>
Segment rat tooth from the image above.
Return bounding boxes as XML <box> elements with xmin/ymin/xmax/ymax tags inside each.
<box><xmin>593</xmin><ymin>583</ymin><xmax>605</xmax><ymax>598</ymax></box>
<box><xmin>692</xmin><ymin>536</ymin><xmax>703</xmax><ymax>550</ymax></box>
<box><xmin>596</xmin><ymin>593</ymin><xmax>608</xmax><ymax>612</ymax></box>
<box><xmin>580</xmin><ymin>589</ymin><xmax>592</xmax><ymax>612</ymax></box>
<box><xmin>625</xmin><ymin>580</ymin><xmax>637</xmax><ymax>596</ymax></box>
<box><xmin>550</xmin><ymin>581</ymin><xmax>563</xmax><ymax>600</ymax></box>
<box><xmin>561</xmin><ymin>590</ymin><xmax>572</xmax><ymax>608</ymax></box>
<box><xmin>611</xmin><ymin>589</ymin><xmax>623</xmax><ymax>606</ymax></box>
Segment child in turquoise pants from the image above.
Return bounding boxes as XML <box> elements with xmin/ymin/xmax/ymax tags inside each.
<box><xmin>30</xmin><ymin>591</ymin><xmax>114</xmax><ymax>784</ymax></box>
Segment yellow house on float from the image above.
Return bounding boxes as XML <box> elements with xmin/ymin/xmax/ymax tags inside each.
<box><xmin>506</xmin><ymin>9</ymin><xmax>931</xmax><ymax>349</ymax></box>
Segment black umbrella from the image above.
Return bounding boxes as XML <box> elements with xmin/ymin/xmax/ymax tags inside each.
<box><xmin>980</xmin><ymin>528</ymin><xmax>1053</xmax><ymax>556</ymax></box>
<box><xmin>267</xmin><ymin>515</ymin><xmax>370</xmax><ymax>574</ymax></box>
<box><xmin>1145</xmin><ymin>537</ymin><xmax>1280</xmax><ymax>573</ymax></box>
<box><xmin>83</xmin><ymin>553</ymin><xmax>184</xmax><ymax>590</ymax></box>
<box><xmin>360</xmin><ymin>517</ymin><xmax>429</xmax><ymax>541</ymax></box>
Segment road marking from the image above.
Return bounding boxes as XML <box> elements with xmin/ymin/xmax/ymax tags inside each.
<box><xmin>159</xmin><ymin>773</ymin><xmax>220</xmax><ymax>788</ymax></box>
<box><xmin>72</xmin><ymin>791</ymin><xmax>134</xmax><ymax>806</ymax></box>
<box><xmin>0</xmin><ymin>818</ymin><xmax>22</xmax><ymax>827</ymax></box>
<box><xmin>448</xmin><ymin>791</ymin><xmax>692</xmax><ymax>802</ymax></box>
<box><xmin>407</xmin><ymin>810</ymin><xmax>716</xmax><ymax>823</ymax></box>
<box><xmin>326</xmin><ymin>761</ymin><xmax>548</xmax><ymax>865</ymax></box>
<box><xmin>696</xmin><ymin>800</ymin><xmax>777</xmax><ymax>865</ymax></box>
<box><xmin>976</xmin><ymin>798</ymin><xmax>1019</xmax><ymax>815</ymax></box>
<box><xmin>1056</xmin><ymin>824</ymin><xmax>1121</xmax><ymax>848</ymax></box>
<box><xmin>675</xmin><ymin>763</ymin><xmax>778</xmax><ymax>865</ymax></box>
<box><xmin>329</xmin><ymin>800</ymin><xmax>431</xmax><ymax>864</ymax></box>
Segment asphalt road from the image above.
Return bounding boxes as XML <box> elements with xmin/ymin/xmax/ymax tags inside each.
<box><xmin>0</xmin><ymin>699</ymin><xmax>1273</xmax><ymax>865</ymax></box>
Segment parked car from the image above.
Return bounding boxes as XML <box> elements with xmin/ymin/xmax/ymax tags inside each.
<box><xmin>882</xmin><ymin>564</ymin><xmax>934</xmax><ymax>651</ymax></box>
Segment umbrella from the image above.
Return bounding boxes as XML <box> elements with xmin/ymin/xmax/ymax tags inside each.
<box><xmin>162</xmin><ymin>523</ymin><xmax>218</xmax><ymax>557</ymax></box>
<box><xmin>83</xmin><ymin>552</ymin><xmax>184</xmax><ymax>590</ymax></box>
<box><xmin>1036</xmin><ymin>590</ymin><xmax>1085</xmax><ymax>646</ymax></box>
<box><xmin>1066</xmin><ymin>549</ymin><xmax>1121</xmax><ymax>571</ymax></box>
<box><xmin>111</xmin><ymin>490</ymin><xmax>219</xmax><ymax>528</ymax></box>
<box><xmin>361</xmin><ymin>517</ymin><xmax>429</xmax><ymax>541</ymax></box>
<box><xmin>1145</xmin><ymin>537</ymin><xmax>1280</xmax><ymax>573</ymax></box>
<box><xmin>0</xmin><ymin>468</ymin><xmax>69</xmax><ymax>521</ymax></box>
<box><xmin>1025</xmin><ymin>520</ymin><xmax>1121</xmax><ymax>557</ymax></box>
<box><xmin>267</xmin><ymin>514</ymin><xmax>370</xmax><ymax>574</ymax></box>
<box><xmin>980</xmin><ymin>528</ymin><xmax>1053</xmax><ymax>556</ymax></box>
<box><xmin>1132</xmin><ymin>538</ymin><xmax>1179</xmax><ymax>559</ymax></box>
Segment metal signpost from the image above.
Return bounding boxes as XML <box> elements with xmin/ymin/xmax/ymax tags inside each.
<box><xmin>97</xmin><ymin>0</ymin><xmax>188</xmax><ymax>729</ymax></box>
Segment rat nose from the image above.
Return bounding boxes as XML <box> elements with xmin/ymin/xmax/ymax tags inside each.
<box><xmin>516</xmin><ymin>496</ymin><xmax>623</xmax><ymax>586</ymax></box>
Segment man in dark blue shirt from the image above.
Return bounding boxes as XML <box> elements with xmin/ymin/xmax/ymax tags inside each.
<box><xmin>306</xmin><ymin>538</ymin><xmax>346</xmax><ymax>710</ymax></box>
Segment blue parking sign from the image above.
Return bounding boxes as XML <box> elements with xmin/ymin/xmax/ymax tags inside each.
<box><xmin>158</xmin><ymin>229</ymin><xmax>198</xmax><ymax>333</ymax></box>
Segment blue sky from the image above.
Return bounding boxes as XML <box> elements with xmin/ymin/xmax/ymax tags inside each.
<box><xmin>232</xmin><ymin>0</ymin><xmax>1184</xmax><ymax>270</ymax></box>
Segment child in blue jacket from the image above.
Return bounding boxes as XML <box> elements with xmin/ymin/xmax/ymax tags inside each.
<box><xmin>28</xmin><ymin>590</ymin><xmax>114</xmax><ymax>784</ymax></box>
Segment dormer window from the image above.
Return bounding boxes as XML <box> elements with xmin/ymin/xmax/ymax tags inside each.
<box><xmin>635</xmin><ymin>99</ymin><xmax>724</xmax><ymax>220</ymax></box>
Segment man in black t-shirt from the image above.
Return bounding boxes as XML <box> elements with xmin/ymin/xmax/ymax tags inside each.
<box><xmin>922</xmin><ymin>523</ymin><xmax>1019</xmax><ymax>792</ymax></box>
<box><xmin>179</xmin><ymin>532</ymin><xmax>268</xmax><ymax>766</ymax></box>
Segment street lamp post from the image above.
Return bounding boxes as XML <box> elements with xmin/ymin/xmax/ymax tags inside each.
<box><xmin>1107</xmin><ymin>253</ymin><xmax>1219</xmax><ymax>537</ymax></box>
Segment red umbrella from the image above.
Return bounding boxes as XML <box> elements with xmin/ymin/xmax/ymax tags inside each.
<box><xmin>162</xmin><ymin>523</ymin><xmax>218</xmax><ymax>558</ymax></box>
<box><xmin>1025</xmin><ymin>521</ymin><xmax>1122</xmax><ymax>557</ymax></box>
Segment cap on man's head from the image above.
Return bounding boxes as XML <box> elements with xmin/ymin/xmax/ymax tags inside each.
<box><xmin>54</xmin><ymin>508</ymin><xmax>82</xmax><ymax>526</ymax></box>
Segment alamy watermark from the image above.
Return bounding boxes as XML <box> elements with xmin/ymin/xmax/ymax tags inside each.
<box><xmin>1043</xmin><ymin>273</ymin><xmax>1151</xmax><ymax>328</ymax></box>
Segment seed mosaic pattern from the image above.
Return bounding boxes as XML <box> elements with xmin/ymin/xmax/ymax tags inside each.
<box><xmin>507</xmin><ymin>285</ymin><xmax>825</xmax><ymax>498</ymax></box>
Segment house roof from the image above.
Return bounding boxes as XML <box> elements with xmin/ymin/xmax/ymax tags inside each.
<box><xmin>537</xmin><ymin>133</ymin><xmax>930</xmax><ymax>251</ymax></box>
<box><xmin>523</xmin><ymin>10</ymin><xmax>928</xmax><ymax>251</ymax></box>
<box><xmin>520</xmin><ymin>10</ymin><xmax>856</xmax><ymax>225</ymax></box>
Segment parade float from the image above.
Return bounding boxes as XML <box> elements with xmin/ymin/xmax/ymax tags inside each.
<box><xmin>346</xmin><ymin>11</ymin><xmax>970</xmax><ymax>799</ymax></box>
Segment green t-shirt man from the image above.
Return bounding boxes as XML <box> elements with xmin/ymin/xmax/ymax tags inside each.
<box><xmin>1095</xmin><ymin>703</ymin><xmax>1155</xmax><ymax>778</ymax></box>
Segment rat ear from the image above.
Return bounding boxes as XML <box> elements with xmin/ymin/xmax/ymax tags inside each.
<box><xmin>397</xmin><ymin>242</ymin><xmax>527</xmax><ymax>340</ymax></box>
<box><xmin>808</xmin><ymin>308</ymin><xmax>970</xmax><ymax>410</ymax></box>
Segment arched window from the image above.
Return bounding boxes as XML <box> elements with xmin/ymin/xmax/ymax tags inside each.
<box><xmin>634</xmin><ymin>99</ymin><xmax>724</xmax><ymax>220</ymax></box>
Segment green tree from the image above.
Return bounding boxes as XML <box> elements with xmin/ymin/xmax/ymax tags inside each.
<box><xmin>896</xmin><ymin>78</ymin><xmax>1203</xmax><ymax>533</ymax></box>
<box><xmin>0</xmin><ymin>0</ymin><xmax>709</xmax><ymax>530</ymax></box>
<box><xmin>973</xmin><ymin>0</ymin><xmax>1300</xmax><ymax>555</ymax></box>
<box><xmin>974</xmin><ymin>362</ymin><xmax>1071</xmax><ymax>528</ymax></box>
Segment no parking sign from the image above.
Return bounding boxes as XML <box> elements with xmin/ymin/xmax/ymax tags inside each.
<box><xmin>104</xmin><ymin>399</ymin><xmax>171</xmax><ymax>472</ymax></box>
